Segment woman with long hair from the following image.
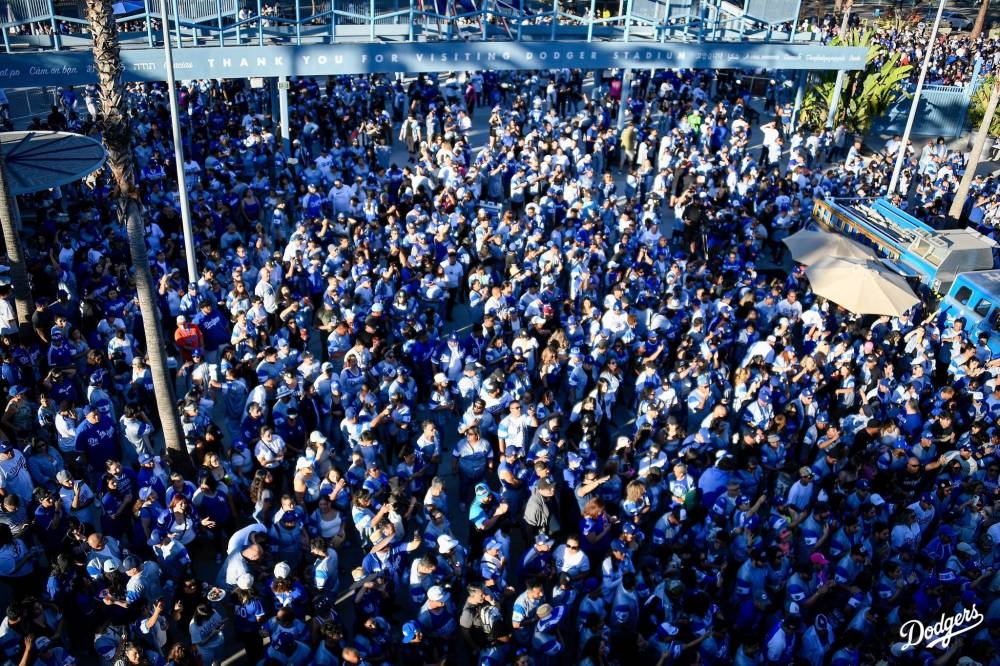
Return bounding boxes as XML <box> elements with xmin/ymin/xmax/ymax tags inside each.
<box><xmin>620</xmin><ymin>480</ymin><xmax>651</xmax><ymax>525</ymax></box>
<box><xmin>188</xmin><ymin>603</ymin><xmax>226</xmax><ymax>666</ymax></box>
<box><xmin>162</xmin><ymin>495</ymin><xmax>214</xmax><ymax>547</ymax></box>
<box><xmin>309</xmin><ymin>495</ymin><xmax>346</xmax><ymax>549</ymax></box>
<box><xmin>239</xmin><ymin>187</ymin><xmax>262</xmax><ymax>226</ymax></box>
<box><xmin>318</xmin><ymin>467</ymin><xmax>351</xmax><ymax>514</ymax></box>
<box><xmin>98</xmin><ymin>474</ymin><xmax>133</xmax><ymax>541</ymax></box>
<box><xmin>248</xmin><ymin>469</ymin><xmax>275</xmax><ymax>524</ymax></box>
<box><xmin>115</xmin><ymin>641</ymin><xmax>156</xmax><ymax>666</ymax></box>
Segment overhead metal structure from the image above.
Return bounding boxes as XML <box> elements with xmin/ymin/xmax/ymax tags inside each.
<box><xmin>0</xmin><ymin>0</ymin><xmax>814</xmax><ymax>53</ymax></box>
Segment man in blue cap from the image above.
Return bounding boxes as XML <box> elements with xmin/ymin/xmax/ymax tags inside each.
<box><xmin>468</xmin><ymin>481</ymin><xmax>508</xmax><ymax>556</ymax></box>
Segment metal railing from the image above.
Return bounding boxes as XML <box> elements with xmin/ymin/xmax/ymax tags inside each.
<box><xmin>0</xmin><ymin>0</ymin><xmax>819</xmax><ymax>52</ymax></box>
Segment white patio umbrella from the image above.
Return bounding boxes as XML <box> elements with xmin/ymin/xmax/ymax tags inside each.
<box><xmin>805</xmin><ymin>256</ymin><xmax>920</xmax><ymax>317</ymax></box>
<box><xmin>782</xmin><ymin>229</ymin><xmax>876</xmax><ymax>266</ymax></box>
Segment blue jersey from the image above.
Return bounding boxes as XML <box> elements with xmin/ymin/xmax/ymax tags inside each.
<box><xmin>234</xmin><ymin>597</ymin><xmax>265</xmax><ymax>632</ymax></box>
<box><xmin>75</xmin><ymin>415</ymin><xmax>119</xmax><ymax>469</ymax></box>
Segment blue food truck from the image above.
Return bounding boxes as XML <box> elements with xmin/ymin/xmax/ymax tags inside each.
<box><xmin>812</xmin><ymin>197</ymin><xmax>1000</xmax><ymax>349</ymax></box>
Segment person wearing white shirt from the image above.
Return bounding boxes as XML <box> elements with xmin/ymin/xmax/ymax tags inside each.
<box><xmin>776</xmin><ymin>291</ymin><xmax>804</xmax><ymax>321</ymax></box>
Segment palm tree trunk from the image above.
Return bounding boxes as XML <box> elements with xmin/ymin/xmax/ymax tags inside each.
<box><xmin>971</xmin><ymin>0</ymin><xmax>990</xmax><ymax>42</ymax></box>
<box><xmin>0</xmin><ymin>155</ymin><xmax>33</xmax><ymax>333</ymax></box>
<box><xmin>85</xmin><ymin>0</ymin><xmax>189</xmax><ymax>470</ymax></box>
<box><xmin>949</xmin><ymin>82</ymin><xmax>1000</xmax><ymax>220</ymax></box>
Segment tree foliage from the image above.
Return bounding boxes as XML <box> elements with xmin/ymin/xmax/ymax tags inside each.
<box><xmin>798</xmin><ymin>28</ymin><xmax>914</xmax><ymax>134</ymax></box>
<box><xmin>968</xmin><ymin>75</ymin><xmax>1000</xmax><ymax>137</ymax></box>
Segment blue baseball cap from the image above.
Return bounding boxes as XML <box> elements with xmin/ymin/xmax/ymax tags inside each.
<box><xmin>402</xmin><ymin>621</ymin><xmax>420</xmax><ymax>643</ymax></box>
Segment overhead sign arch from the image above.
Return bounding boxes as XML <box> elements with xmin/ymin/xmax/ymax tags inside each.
<box><xmin>0</xmin><ymin>40</ymin><xmax>868</xmax><ymax>88</ymax></box>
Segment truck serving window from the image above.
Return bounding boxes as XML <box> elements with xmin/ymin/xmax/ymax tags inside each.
<box><xmin>990</xmin><ymin>309</ymin><xmax>1000</xmax><ymax>332</ymax></box>
<box><xmin>975</xmin><ymin>298</ymin><xmax>993</xmax><ymax>318</ymax></box>
<box><xmin>953</xmin><ymin>286</ymin><xmax>972</xmax><ymax>306</ymax></box>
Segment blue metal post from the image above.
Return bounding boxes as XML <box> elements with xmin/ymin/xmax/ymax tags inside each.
<box><xmin>617</xmin><ymin>68</ymin><xmax>631</xmax><ymax>129</ymax></box>
<box><xmin>331</xmin><ymin>0</ymin><xmax>337</xmax><ymax>42</ymax></box>
<box><xmin>587</xmin><ymin>0</ymin><xmax>595</xmax><ymax>41</ymax></box>
<box><xmin>171</xmin><ymin>0</ymin><xmax>182</xmax><ymax>47</ymax></box>
<box><xmin>789</xmin><ymin>0</ymin><xmax>801</xmax><ymax>41</ymax></box>
<box><xmin>791</xmin><ymin>69</ymin><xmax>807</xmax><ymax>133</ymax></box>
<box><xmin>550</xmin><ymin>0</ymin><xmax>557</xmax><ymax>40</ymax></box>
<box><xmin>256</xmin><ymin>0</ymin><xmax>263</xmax><ymax>45</ymax></box>
<box><xmin>216</xmin><ymin>0</ymin><xmax>223</xmax><ymax>45</ymax></box>
<box><xmin>370</xmin><ymin>0</ymin><xmax>375</xmax><ymax>42</ymax></box>
<box><xmin>1</xmin><ymin>2</ymin><xmax>10</xmax><ymax>53</ymax></box>
<box><xmin>146</xmin><ymin>0</ymin><xmax>155</xmax><ymax>46</ymax></box>
<box><xmin>662</xmin><ymin>0</ymin><xmax>671</xmax><ymax>42</ymax></box>
<box><xmin>47</xmin><ymin>0</ymin><xmax>60</xmax><ymax>50</ymax></box>
<box><xmin>294</xmin><ymin>0</ymin><xmax>300</xmax><ymax>45</ymax></box>
<box><xmin>623</xmin><ymin>0</ymin><xmax>633</xmax><ymax>41</ymax></box>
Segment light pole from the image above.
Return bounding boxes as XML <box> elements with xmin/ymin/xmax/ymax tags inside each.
<box><xmin>888</xmin><ymin>0</ymin><xmax>946</xmax><ymax>195</ymax></box>
<box><xmin>159</xmin><ymin>0</ymin><xmax>198</xmax><ymax>285</ymax></box>
<box><xmin>826</xmin><ymin>1</ymin><xmax>853</xmax><ymax>129</ymax></box>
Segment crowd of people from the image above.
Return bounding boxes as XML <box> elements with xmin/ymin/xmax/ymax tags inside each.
<box><xmin>0</xmin><ymin>49</ymin><xmax>998</xmax><ymax>666</ymax></box>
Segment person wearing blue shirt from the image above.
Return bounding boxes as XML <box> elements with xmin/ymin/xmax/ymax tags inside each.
<box><xmin>786</xmin><ymin>467</ymin><xmax>816</xmax><ymax>511</ymax></box>
<box><xmin>74</xmin><ymin>405</ymin><xmax>120</xmax><ymax>472</ymax></box>
<box><xmin>764</xmin><ymin>614</ymin><xmax>799</xmax><ymax>665</ymax></box>
<box><xmin>46</xmin><ymin>332</ymin><xmax>75</xmax><ymax>372</ymax></box>
<box><xmin>833</xmin><ymin>544</ymin><xmax>868</xmax><ymax>589</ymax></box>
<box><xmin>733</xmin><ymin>550</ymin><xmax>768</xmax><ymax>605</ymax></box>
<box><xmin>417</xmin><ymin>585</ymin><xmax>459</xmax><ymax>642</ymax></box>
<box><xmin>193</xmin><ymin>299</ymin><xmax>230</xmax><ymax>364</ymax></box>
<box><xmin>263</xmin><ymin>631</ymin><xmax>313</xmax><ymax>666</ymax></box>
<box><xmin>231</xmin><ymin>574</ymin><xmax>266</xmax><ymax>663</ymax></box>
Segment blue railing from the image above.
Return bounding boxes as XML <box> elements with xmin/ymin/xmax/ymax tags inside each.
<box><xmin>0</xmin><ymin>0</ymin><xmax>819</xmax><ymax>52</ymax></box>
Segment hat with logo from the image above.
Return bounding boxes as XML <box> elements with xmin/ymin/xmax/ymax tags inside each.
<box><xmin>402</xmin><ymin>621</ymin><xmax>421</xmax><ymax>644</ymax></box>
